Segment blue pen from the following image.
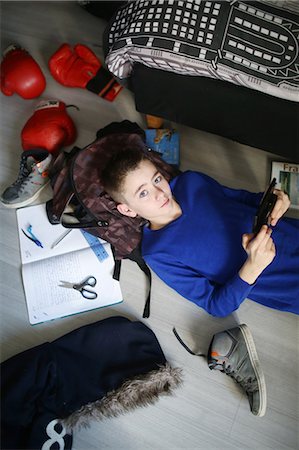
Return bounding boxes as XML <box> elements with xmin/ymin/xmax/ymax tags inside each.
<box><xmin>21</xmin><ymin>224</ymin><xmax>43</xmax><ymax>248</ymax></box>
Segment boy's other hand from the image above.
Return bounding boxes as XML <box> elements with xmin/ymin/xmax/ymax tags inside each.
<box><xmin>269</xmin><ymin>189</ymin><xmax>290</xmax><ymax>226</ymax></box>
<box><xmin>239</xmin><ymin>225</ymin><xmax>276</xmax><ymax>284</ymax></box>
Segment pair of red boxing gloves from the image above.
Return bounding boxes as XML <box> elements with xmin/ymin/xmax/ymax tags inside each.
<box><xmin>1</xmin><ymin>43</ymin><xmax>122</xmax><ymax>157</ymax></box>
<box><xmin>1</xmin><ymin>43</ymin><xmax>122</xmax><ymax>101</ymax></box>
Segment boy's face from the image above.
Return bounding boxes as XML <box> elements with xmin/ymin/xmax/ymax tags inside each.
<box><xmin>117</xmin><ymin>160</ymin><xmax>175</xmax><ymax>225</ymax></box>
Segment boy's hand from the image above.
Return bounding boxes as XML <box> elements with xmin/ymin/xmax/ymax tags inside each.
<box><xmin>269</xmin><ymin>189</ymin><xmax>290</xmax><ymax>226</ymax></box>
<box><xmin>239</xmin><ymin>225</ymin><xmax>276</xmax><ymax>284</ymax></box>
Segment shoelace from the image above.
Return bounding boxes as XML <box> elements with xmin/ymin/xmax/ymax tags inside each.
<box><xmin>10</xmin><ymin>154</ymin><xmax>31</xmax><ymax>188</ymax></box>
<box><xmin>10</xmin><ymin>155</ymin><xmax>47</xmax><ymax>193</ymax></box>
<box><xmin>211</xmin><ymin>360</ymin><xmax>258</xmax><ymax>393</ymax></box>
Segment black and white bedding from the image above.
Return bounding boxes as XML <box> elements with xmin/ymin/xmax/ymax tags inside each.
<box><xmin>105</xmin><ymin>0</ymin><xmax>299</xmax><ymax>102</ymax></box>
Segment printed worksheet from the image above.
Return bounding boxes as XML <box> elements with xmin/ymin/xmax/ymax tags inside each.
<box><xmin>17</xmin><ymin>203</ymin><xmax>123</xmax><ymax>324</ymax></box>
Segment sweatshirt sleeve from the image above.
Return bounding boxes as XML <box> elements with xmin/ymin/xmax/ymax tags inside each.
<box><xmin>221</xmin><ymin>185</ymin><xmax>263</xmax><ymax>208</ymax></box>
<box><xmin>176</xmin><ymin>171</ymin><xmax>263</xmax><ymax>208</ymax></box>
<box><xmin>145</xmin><ymin>253</ymin><xmax>254</xmax><ymax>317</ymax></box>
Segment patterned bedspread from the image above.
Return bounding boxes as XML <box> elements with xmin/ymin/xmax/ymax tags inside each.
<box><xmin>105</xmin><ymin>0</ymin><xmax>299</xmax><ymax>102</ymax></box>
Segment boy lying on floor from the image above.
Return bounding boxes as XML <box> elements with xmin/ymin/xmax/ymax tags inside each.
<box><xmin>102</xmin><ymin>148</ymin><xmax>299</xmax><ymax>317</ymax></box>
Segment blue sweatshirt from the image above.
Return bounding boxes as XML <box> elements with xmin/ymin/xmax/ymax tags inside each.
<box><xmin>142</xmin><ymin>171</ymin><xmax>299</xmax><ymax>317</ymax></box>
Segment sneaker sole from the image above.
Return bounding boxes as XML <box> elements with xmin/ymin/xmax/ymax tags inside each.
<box><xmin>239</xmin><ymin>324</ymin><xmax>267</xmax><ymax>417</ymax></box>
<box><xmin>1</xmin><ymin>180</ymin><xmax>50</xmax><ymax>209</ymax></box>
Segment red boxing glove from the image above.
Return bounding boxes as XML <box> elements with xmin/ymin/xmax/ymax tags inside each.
<box><xmin>21</xmin><ymin>100</ymin><xmax>77</xmax><ymax>155</ymax></box>
<box><xmin>1</xmin><ymin>45</ymin><xmax>46</xmax><ymax>99</ymax></box>
<box><xmin>49</xmin><ymin>43</ymin><xmax>122</xmax><ymax>101</ymax></box>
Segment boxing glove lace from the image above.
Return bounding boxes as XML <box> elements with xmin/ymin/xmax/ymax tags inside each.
<box><xmin>1</xmin><ymin>45</ymin><xmax>46</xmax><ymax>99</ymax></box>
<box><xmin>21</xmin><ymin>100</ymin><xmax>77</xmax><ymax>155</ymax></box>
<box><xmin>49</xmin><ymin>43</ymin><xmax>122</xmax><ymax>101</ymax></box>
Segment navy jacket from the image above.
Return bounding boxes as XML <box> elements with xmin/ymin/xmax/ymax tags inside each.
<box><xmin>1</xmin><ymin>316</ymin><xmax>167</xmax><ymax>449</ymax></box>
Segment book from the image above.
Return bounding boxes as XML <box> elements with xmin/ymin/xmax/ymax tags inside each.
<box><xmin>145</xmin><ymin>129</ymin><xmax>180</xmax><ymax>166</ymax></box>
<box><xmin>16</xmin><ymin>203</ymin><xmax>123</xmax><ymax>325</ymax></box>
<box><xmin>271</xmin><ymin>161</ymin><xmax>299</xmax><ymax>210</ymax></box>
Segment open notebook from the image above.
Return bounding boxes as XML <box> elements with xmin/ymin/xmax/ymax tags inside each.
<box><xmin>17</xmin><ymin>203</ymin><xmax>123</xmax><ymax>324</ymax></box>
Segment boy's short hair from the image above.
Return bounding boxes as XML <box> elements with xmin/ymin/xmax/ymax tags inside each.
<box><xmin>102</xmin><ymin>147</ymin><xmax>150</xmax><ymax>203</ymax></box>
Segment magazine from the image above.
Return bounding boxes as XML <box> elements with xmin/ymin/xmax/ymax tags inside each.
<box><xmin>271</xmin><ymin>161</ymin><xmax>299</xmax><ymax>210</ymax></box>
<box><xmin>16</xmin><ymin>203</ymin><xmax>123</xmax><ymax>325</ymax></box>
<box><xmin>145</xmin><ymin>129</ymin><xmax>180</xmax><ymax>166</ymax></box>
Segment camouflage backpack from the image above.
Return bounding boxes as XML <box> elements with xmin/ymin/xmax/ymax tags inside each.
<box><xmin>46</xmin><ymin>120</ymin><xmax>178</xmax><ymax>317</ymax></box>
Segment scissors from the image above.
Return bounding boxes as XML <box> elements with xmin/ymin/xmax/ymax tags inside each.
<box><xmin>59</xmin><ymin>276</ymin><xmax>98</xmax><ymax>300</ymax></box>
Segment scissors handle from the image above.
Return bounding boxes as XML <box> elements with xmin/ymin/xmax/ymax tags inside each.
<box><xmin>74</xmin><ymin>276</ymin><xmax>96</xmax><ymax>288</ymax></box>
<box><xmin>73</xmin><ymin>276</ymin><xmax>97</xmax><ymax>300</ymax></box>
<box><xmin>80</xmin><ymin>288</ymin><xmax>98</xmax><ymax>300</ymax></box>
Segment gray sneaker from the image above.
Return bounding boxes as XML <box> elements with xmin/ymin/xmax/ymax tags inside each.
<box><xmin>207</xmin><ymin>324</ymin><xmax>267</xmax><ymax>417</ymax></box>
<box><xmin>1</xmin><ymin>150</ymin><xmax>52</xmax><ymax>208</ymax></box>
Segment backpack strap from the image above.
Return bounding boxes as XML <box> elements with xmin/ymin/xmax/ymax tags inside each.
<box><xmin>129</xmin><ymin>246</ymin><xmax>152</xmax><ymax>319</ymax></box>
<box><xmin>111</xmin><ymin>246</ymin><xmax>122</xmax><ymax>281</ymax></box>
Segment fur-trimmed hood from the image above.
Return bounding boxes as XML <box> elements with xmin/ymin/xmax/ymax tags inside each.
<box><xmin>63</xmin><ymin>363</ymin><xmax>182</xmax><ymax>431</ymax></box>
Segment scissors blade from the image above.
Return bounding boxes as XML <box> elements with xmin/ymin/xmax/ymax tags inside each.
<box><xmin>58</xmin><ymin>281</ymin><xmax>75</xmax><ymax>289</ymax></box>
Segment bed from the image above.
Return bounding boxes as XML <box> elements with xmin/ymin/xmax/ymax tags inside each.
<box><xmin>103</xmin><ymin>0</ymin><xmax>299</xmax><ymax>161</ymax></box>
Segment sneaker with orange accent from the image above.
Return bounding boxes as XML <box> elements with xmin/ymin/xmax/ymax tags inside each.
<box><xmin>1</xmin><ymin>149</ymin><xmax>52</xmax><ymax>208</ymax></box>
<box><xmin>207</xmin><ymin>324</ymin><xmax>267</xmax><ymax>417</ymax></box>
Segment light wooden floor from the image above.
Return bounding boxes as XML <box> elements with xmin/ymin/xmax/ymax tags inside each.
<box><xmin>1</xmin><ymin>2</ymin><xmax>298</xmax><ymax>450</ymax></box>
